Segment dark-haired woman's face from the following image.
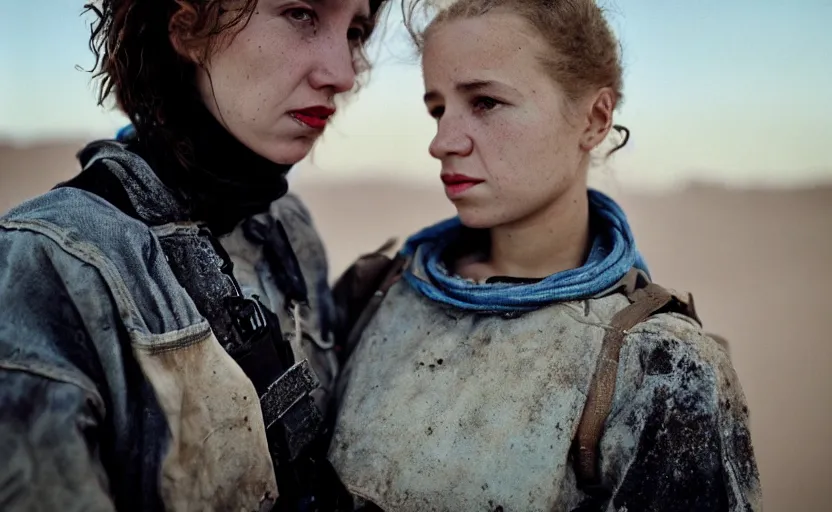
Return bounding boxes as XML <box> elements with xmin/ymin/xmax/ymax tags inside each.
<box><xmin>195</xmin><ymin>0</ymin><xmax>373</xmax><ymax>164</ymax></box>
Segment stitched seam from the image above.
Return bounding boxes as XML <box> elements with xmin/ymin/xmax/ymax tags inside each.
<box><xmin>0</xmin><ymin>360</ymin><xmax>107</xmax><ymax>415</ymax></box>
<box><xmin>1</xmin><ymin>218</ymin><xmax>149</xmax><ymax>339</ymax></box>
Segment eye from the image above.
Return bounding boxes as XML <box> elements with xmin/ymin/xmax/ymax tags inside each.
<box><xmin>472</xmin><ymin>96</ymin><xmax>499</xmax><ymax>112</ymax></box>
<box><xmin>285</xmin><ymin>7</ymin><xmax>315</xmax><ymax>25</ymax></box>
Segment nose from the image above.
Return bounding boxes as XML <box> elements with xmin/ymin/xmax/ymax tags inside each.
<box><xmin>307</xmin><ymin>36</ymin><xmax>357</xmax><ymax>94</ymax></box>
<box><xmin>429</xmin><ymin>114</ymin><xmax>473</xmax><ymax>160</ymax></box>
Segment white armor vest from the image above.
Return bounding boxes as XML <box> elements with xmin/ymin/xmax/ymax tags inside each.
<box><xmin>329</xmin><ymin>281</ymin><xmax>641</xmax><ymax>511</ymax></box>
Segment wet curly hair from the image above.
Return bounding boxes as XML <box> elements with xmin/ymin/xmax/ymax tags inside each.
<box><xmin>83</xmin><ymin>0</ymin><xmax>388</xmax><ymax>167</ymax></box>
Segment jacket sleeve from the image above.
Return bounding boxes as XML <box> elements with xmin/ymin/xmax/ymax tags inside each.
<box><xmin>594</xmin><ymin>317</ymin><xmax>762</xmax><ymax>512</ymax></box>
<box><xmin>0</xmin><ymin>227</ymin><xmax>116</xmax><ymax>511</ymax></box>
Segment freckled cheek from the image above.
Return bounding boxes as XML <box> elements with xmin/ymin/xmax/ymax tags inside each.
<box><xmin>489</xmin><ymin>119</ymin><xmax>527</xmax><ymax>181</ymax></box>
<box><xmin>243</xmin><ymin>40</ymin><xmax>303</xmax><ymax>111</ymax></box>
<box><xmin>473</xmin><ymin>121</ymin><xmax>505</xmax><ymax>187</ymax></box>
<box><xmin>495</xmin><ymin>139</ymin><xmax>551</xmax><ymax>198</ymax></box>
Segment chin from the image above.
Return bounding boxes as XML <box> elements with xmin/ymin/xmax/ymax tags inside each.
<box><xmin>456</xmin><ymin>201</ymin><xmax>530</xmax><ymax>230</ymax></box>
<box><xmin>455</xmin><ymin>207</ymin><xmax>501</xmax><ymax>230</ymax></box>
<box><xmin>258</xmin><ymin>139</ymin><xmax>316</xmax><ymax>166</ymax></box>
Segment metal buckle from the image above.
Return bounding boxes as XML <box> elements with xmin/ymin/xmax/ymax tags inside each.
<box><xmin>226</xmin><ymin>295</ymin><xmax>268</xmax><ymax>349</ymax></box>
<box><xmin>260</xmin><ymin>359</ymin><xmax>320</xmax><ymax>428</ymax></box>
<box><xmin>260</xmin><ymin>359</ymin><xmax>323</xmax><ymax>461</ymax></box>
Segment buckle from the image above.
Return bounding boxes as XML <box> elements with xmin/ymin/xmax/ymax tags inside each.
<box><xmin>260</xmin><ymin>359</ymin><xmax>319</xmax><ymax>428</ymax></box>
<box><xmin>226</xmin><ymin>296</ymin><xmax>268</xmax><ymax>349</ymax></box>
<box><xmin>260</xmin><ymin>359</ymin><xmax>322</xmax><ymax>461</ymax></box>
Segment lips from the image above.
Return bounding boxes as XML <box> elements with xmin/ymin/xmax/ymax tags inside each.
<box><xmin>441</xmin><ymin>173</ymin><xmax>484</xmax><ymax>197</ymax></box>
<box><xmin>289</xmin><ymin>105</ymin><xmax>336</xmax><ymax>130</ymax></box>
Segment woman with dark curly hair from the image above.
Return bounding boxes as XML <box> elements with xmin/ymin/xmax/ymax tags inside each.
<box><xmin>0</xmin><ymin>0</ymin><xmax>387</xmax><ymax>510</ymax></box>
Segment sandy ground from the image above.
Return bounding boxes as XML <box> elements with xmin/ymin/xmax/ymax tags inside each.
<box><xmin>2</xmin><ymin>142</ymin><xmax>831</xmax><ymax>511</ymax></box>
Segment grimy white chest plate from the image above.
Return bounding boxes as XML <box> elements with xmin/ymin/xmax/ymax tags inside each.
<box><xmin>329</xmin><ymin>283</ymin><xmax>629</xmax><ymax>511</ymax></box>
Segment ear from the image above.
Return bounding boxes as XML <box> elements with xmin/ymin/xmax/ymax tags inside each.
<box><xmin>169</xmin><ymin>4</ymin><xmax>204</xmax><ymax>64</ymax></box>
<box><xmin>579</xmin><ymin>88</ymin><xmax>615</xmax><ymax>152</ymax></box>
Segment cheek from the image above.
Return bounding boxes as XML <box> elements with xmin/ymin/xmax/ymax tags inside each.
<box><xmin>206</xmin><ymin>25</ymin><xmax>302</xmax><ymax>115</ymax></box>
<box><xmin>478</xmin><ymin>119</ymin><xmax>577</xmax><ymax>220</ymax></box>
<box><xmin>476</xmin><ymin>117</ymin><xmax>521</xmax><ymax>177</ymax></box>
<box><xmin>482</xmin><ymin>115</ymin><xmax>555</xmax><ymax>193</ymax></box>
<box><xmin>459</xmin><ymin>104</ymin><xmax>586</xmax><ymax>226</ymax></box>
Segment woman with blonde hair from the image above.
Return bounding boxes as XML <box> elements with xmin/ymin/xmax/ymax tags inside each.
<box><xmin>328</xmin><ymin>0</ymin><xmax>761</xmax><ymax>510</ymax></box>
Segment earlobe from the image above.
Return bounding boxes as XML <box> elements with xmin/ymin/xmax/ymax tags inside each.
<box><xmin>580</xmin><ymin>88</ymin><xmax>615</xmax><ymax>151</ymax></box>
<box><xmin>170</xmin><ymin>32</ymin><xmax>193</xmax><ymax>63</ymax></box>
<box><xmin>170</xmin><ymin>31</ymin><xmax>203</xmax><ymax>65</ymax></box>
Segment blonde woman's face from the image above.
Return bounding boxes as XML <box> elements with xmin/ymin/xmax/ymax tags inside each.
<box><xmin>422</xmin><ymin>12</ymin><xmax>603</xmax><ymax>229</ymax></box>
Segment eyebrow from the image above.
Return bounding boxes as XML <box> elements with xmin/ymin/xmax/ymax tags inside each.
<box><xmin>423</xmin><ymin>80</ymin><xmax>503</xmax><ymax>104</ymax></box>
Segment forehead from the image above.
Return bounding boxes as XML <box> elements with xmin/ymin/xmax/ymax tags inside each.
<box><xmin>422</xmin><ymin>13</ymin><xmax>545</xmax><ymax>83</ymax></box>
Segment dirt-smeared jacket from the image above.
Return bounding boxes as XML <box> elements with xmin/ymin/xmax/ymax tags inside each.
<box><xmin>328</xmin><ymin>270</ymin><xmax>762</xmax><ymax>511</ymax></box>
<box><xmin>0</xmin><ymin>142</ymin><xmax>338</xmax><ymax>511</ymax></box>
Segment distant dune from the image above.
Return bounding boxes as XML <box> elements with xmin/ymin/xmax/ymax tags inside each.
<box><xmin>2</xmin><ymin>141</ymin><xmax>831</xmax><ymax>511</ymax></box>
<box><xmin>0</xmin><ymin>139</ymin><xmax>89</xmax><ymax>213</ymax></box>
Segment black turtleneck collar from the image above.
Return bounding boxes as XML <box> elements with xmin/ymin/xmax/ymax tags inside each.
<box><xmin>125</xmin><ymin>102</ymin><xmax>293</xmax><ymax>236</ymax></box>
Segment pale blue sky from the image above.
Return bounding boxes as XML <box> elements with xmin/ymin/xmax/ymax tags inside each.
<box><xmin>1</xmin><ymin>1</ymin><xmax>830</xmax><ymax>188</ymax></box>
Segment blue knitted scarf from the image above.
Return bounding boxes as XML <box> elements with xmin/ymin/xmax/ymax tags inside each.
<box><xmin>400</xmin><ymin>189</ymin><xmax>649</xmax><ymax>313</ymax></box>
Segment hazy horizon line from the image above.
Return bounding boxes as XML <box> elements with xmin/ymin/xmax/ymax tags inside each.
<box><xmin>3</xmin><ymin>136</ymin><xmax>831</xmax><ymax>193</ymax></box>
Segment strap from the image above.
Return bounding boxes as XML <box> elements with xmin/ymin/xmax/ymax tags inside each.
<box><xmin>53</xmin><ymin>157</ymin><xmax>143</xmax><ymax>222</ymax></box>
<box><xmin>242</xmin><ymin>216</ymin><xmax>309</xmax><ymax>307</ymax></box>
<box><xmin>331</xmin><ymin>239</ymin><xmax>406</xmax><ymax>365</ymax></box>
<box><xmin>573</xmin><ymin>270</ymin><xmax>699</xmax><ymax>490</ymax></box>
<box><xmin>343</xmin><ymin>253</ymin><xmax>408</xmax><ymax>356</ymax></box>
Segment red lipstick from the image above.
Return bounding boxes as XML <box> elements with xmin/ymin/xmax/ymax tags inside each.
<box><xmin>440</xmin><ymin>173</ymin><xmax>484</xmax><ymax>197</ymax></box>
<box><xmin>289</xmin><ymin>105</ymin><xmax>335</xmax><ymax>130</ymax></box>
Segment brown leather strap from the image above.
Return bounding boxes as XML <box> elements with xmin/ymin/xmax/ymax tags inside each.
<box><xmin>342</xmin><ymin>253</ymin><xmax>408</xmax><ymax>361</ymax></box>
<box><xmin>573</xmin><ymin>277</ymin><xmax>696</xmax><ymax>488</ymax></box>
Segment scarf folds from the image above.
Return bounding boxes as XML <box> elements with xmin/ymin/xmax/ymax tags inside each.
<box><xmin>400</xmin><ymin>189</ymin><xmax>649</xmax><ymax>313</ymax></box>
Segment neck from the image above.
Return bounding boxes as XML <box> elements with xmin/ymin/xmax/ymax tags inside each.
<box><xmin>130</xmin><ymin>101</ymin><xmax>293</xmax><ymax>236</ymax></box>
<box><xmin>487</xmin><ymin>182</ymin><xmax>591</xmax><ymax>279</ymax></box>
